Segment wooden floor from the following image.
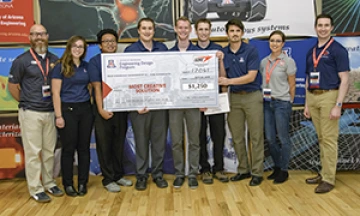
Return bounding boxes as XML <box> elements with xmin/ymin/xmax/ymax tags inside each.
<box><xmin>0</xmin><ymin>171</ymin><xmax>359</xmax><ymax>216</ymax></box>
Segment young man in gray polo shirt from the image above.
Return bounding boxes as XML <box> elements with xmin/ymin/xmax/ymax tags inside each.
<box><xmin>8</xmin><ymin>24</ymin><xmax>64</xmax><ymax>203</ymax></box>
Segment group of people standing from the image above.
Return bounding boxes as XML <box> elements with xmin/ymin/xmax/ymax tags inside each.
<box><xmin>7</xmin><ymin>13</ymin><xmax>349</xmax><ymax>203</ymax></box>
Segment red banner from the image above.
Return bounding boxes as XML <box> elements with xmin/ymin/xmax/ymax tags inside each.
<box><xmin>0</xmin><ymin>0</ymin><xmax>33</xmax><ymax>43</ymax></box>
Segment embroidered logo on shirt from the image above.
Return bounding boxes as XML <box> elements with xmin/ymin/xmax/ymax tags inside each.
<box><xmin>30</xmin><ymin>60</ymin><xmax>37</xmax><ymax>65</ymax></box>
<box><xmin>239</xmin><ymin>57</ymin><xmax>244</xmax><ymax>63</ymax></box>
<box><xmin>84</xmin><ymin>69</ymin><xmax>87</xmax><ymax>73</ymax></box>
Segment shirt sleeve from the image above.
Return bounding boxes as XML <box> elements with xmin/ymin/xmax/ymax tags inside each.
<box><xmin>286</xmin><ymin>57</ymin><xmax>297</xmax><ymax>76</ymax></box>
<box><xmin>335</xmin><ymin>46</ymin><xmax>350</xmax><ymax>73</ymax></box>
<box><xmin>88</xmin><ymin>57</ymin><xmax>102</xmax><ymax>83</ymax></box>
<box><xmin>8</xmin><ymin>58</ymin><xmax>25</xmax><ymax>84</ymax></box>
<box><xmin>247</xmin><ymin>47</ymin><xmax>260</xmax><ymax>71</ymax></box>
<box><xmin>51</xmin><ymin>63</ymin><xmax>63</xmax><ymax>79</ymax></box>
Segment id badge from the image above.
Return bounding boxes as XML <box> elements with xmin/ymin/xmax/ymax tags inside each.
<box><xmin>309</xmin><ymin>72</ymin><xmax>320</xmax><ymax>89</ymax></box>
<box><xmin>42</xmin><ymin>85</ymin><xmax>51</xmax><ymax>100</ymax></box>
<box><xmin>263</xmin><ymin>88</ymin><xmax>271</xmax><ymax>101</ymax></box>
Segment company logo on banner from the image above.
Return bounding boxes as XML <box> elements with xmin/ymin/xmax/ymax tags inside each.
<box><xmin>334</xmin><ymin>36</ymin><xmax>360</xmax><ymax>103</ymax></box>
<box><xmin>185</xmin><ymin>0</ymin><xmax>316</xmax><ymax>39</ymax></box>
<box><xmin>0</xmin><ymin>0</ymin><xmax>33</xmax><ymax>43</ymax></box>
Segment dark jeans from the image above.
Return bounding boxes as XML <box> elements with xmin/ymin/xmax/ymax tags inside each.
<box><xmin>199</xmin><ymin>112</ymin><xmax>225</xmax><ymax>173</ymax></box>
<box><xmin>59</xmin><ymin>101</ymin><xmax>94</xmax><ymax>187</ymax></box>
<box><xmin>93</xmin><ymin>105</ymin><xmax>128</xmax><ymax>186</ymax></box>
<box><xmin>264</xmin><ymin>99</ymin><xmax>292</xmax><ymax>171</ymax></box>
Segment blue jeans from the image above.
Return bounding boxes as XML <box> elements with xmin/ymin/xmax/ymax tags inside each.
<box><xmin>264</xmin><ymin>99</ymin><xmax>292</xmax><ymax>171</ymax></box>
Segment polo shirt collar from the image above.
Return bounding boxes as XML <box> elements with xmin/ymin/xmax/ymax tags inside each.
<box><xmin>266</xmin><ymin>52</ymin><xmax>286</xmax><ymax>61</ymax></box>
<box><xmin>173</xmin><ymin>41</ymin><xmax>195</xmax><ymax>51</ymax></box>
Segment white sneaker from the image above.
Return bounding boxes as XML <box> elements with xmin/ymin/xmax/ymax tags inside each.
<box><xmin>104</xmin><ymin>182</ymin><xmax>121</xmax><ymax>193</ymax></box>
<box><xmin>116</xmin><ymin>177</ymin><xmax>133</xmax><ymax>186</ymax></box>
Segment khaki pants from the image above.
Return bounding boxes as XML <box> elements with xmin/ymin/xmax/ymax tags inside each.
<box><xmin>306</xmin><ymin>90</ymin><xmax>339</xmax><ymax>185</ymax></box>
<box><xmin>228</xmin><ymin>91</ymin><xmax>264</xmax><ymax>176</ymax></box>
<box><xmin>18</xmin><ymin>109</ymin><xmax>57</xmax><ymax>196</ymax></box>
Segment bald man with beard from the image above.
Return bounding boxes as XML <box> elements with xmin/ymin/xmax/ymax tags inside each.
<box><xmin>8</xmin><ymin>24</ymin><xmax>64</xmax><ymax>203</ymax></box>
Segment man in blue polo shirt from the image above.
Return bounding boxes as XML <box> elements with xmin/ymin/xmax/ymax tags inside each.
<box><xmin>195</xmin><ymin>18</ymin><xmax>228</xmax><ymax>185</ymax></box>
<box><xmin>88</xmin><ymin>29</ymin><xmax>132</xmax><ymax>193</ymax></box>
<box><xmin>218</xmin><ymin>18</ymin><xmax>264</xmax><ymax>186</ymax></box>
<box><xmin>124</xmin><ymin>17</ymin><xmax>169</xmax><ymax>191</ymax></box>
<box><xmin>169</xmin><ymin>16</ymin><xmax>201</xmax><ymax>189</ymax></box>
<box><xmin>7</xmin><ymin>24</ymin><xmax>63</xmax><ymax>202</ymax></box>
<box><xmin>304</xmin><ymin>14</ymin><xmax>349</xmax><ymax>193</ymax></box>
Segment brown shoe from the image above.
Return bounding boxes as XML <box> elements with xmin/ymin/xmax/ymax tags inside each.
<box><xmin>315</xmin><ymin>181</ymin><xmax>334</xmax><ymax>193</ymax></box>
<box><xmin>202</xmin><ymin>172</ymin><xmax>213</xmax><ymax>184</ymax></box>
<box><xmin>213</xmin><ymin>171</ymin><xmax>229</xmax><ymax>183</ymax></box>
<box><xmin>306</xmin><ymin>174</ymin><xmax>322</xmax><ymax>184</ymax></box>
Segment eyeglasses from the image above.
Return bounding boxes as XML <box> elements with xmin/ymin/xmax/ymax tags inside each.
<box><xmin>270</xmin><ymin>39</ymin><xmax>283</xmax><ymax>43</ymax></box>
<box><xmin>101</xmin><ymin>40</ymin><xmax>117</xmax><ymax>44</ymax></box>
<box><xmin>30</xmin><ymin>32</ymin><xmax>47</xmax><ymax>37</ymax></box>
<box><xmin>71</xmin><ymin>45</ymin><xmax>85</xmax><ymax>49</ymax></box>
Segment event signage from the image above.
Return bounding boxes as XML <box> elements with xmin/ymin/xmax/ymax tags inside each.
<box><xmin>184</xmin><ymin>0</ymin><xmax>316</xmax><ymax>39</ymax></box>
<box><xmin>0</xmin><ymin>0</ymin><xmax>33</xmax><ymax>43</ymax></box>
<box><xmin>101</xmin><ymin>51</ymin><xmax>219</xmax><ymax>111</ymax></box>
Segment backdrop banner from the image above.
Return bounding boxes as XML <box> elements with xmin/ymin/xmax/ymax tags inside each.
<box><xmin>334</xmin><ymin>36</ymin><xmax>360</xmax><ymax>103</ymax></box>
<box><xmin>40</xmin><ymin>0</ymin><xmax>176</xmax><ymax>42</ymax></box>
<box><xmin>250</xmin><ymin>37</ymin><xmax>317</xmax><ymax>105</ymax></box>
<box><xmin>323</xmin><ymin>0</ymin><xmax>360</xmax><ymax>35</ymax></box>
<box><xmin>0</xmin><ymin>45</ymin><xmax>100</xmax><ymax>111</ymax></box>
<box><xmin>183</xmin><ymin>0</ymin><xmax>316</xmax><ymax>39</ymax></box>
<box><xmin>0</xmin><ymin>0</ymin><xmax>33</xmax><ymax>44</ymax></box>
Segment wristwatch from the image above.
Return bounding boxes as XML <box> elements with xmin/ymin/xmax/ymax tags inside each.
<box><xmin>336</xmin><ymin>102</ymin><xmax>342</xmax><ymax>107</ymax></box>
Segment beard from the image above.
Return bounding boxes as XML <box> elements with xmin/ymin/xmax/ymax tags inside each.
<box><xmin>30</xmin><ymin>39</ymin><xmax>48</xmax><ymax>54</ymax></box>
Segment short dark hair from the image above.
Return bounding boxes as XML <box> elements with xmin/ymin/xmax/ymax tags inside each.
<box><xmin>269</xmin><ymin>30</ymin><xmax>286</xmax><ymax>42</ymax></box>
<box><xmin>195</xmin><ymin>18</ymin><xmax>211</xmax><ymax>30</ymax></box>
<box><xmin>96</xmin><ymin>29</ymin><xmax>118</xmax><ymax>44</ymax></box>
<box><xmin>225</xmin><ymin>19</ymin><xmax>244</xmax><ymax>33</ymax></box>
<box><xmin>315</xmin><ymin>14</ymin><xmax>334</xmax><ymax>26</ymax></box>
<box><xmin>137</xmin><ymin>17</ymin><xmax>155</xmax><ymax>29</ymax></box>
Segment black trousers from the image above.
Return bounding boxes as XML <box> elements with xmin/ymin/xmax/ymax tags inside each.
<box><xmin>59</xmin><ymin>101</ymin><xmax>94</xmax><ymax>187</ymax></box>
<box><xmin>199</xmin><ymin>112</ymin><xmax>226</xmax><ymax>173</ymax></box>
<box><xmin>93</xmin><ymin>105</ymin><xmax>128</xmax><ymax>186</ymax></box>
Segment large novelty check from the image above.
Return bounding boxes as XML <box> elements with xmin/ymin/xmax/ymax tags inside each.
<box><xmin>101</xmin><ymin>51</ymin><xmax>219</xmax><ymax>111</ymax></box>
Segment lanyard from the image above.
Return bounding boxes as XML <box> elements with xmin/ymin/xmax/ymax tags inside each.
<box><xmin>265</xmin><ymin>59</ymin><xmax>280</xmax><ymax>84</ymax></box>
<box><xmin>312</xmin><ymin>38</ymin><xmax>334</xmax><ymax>71</ymax></box>
<box><xmin>29</xmin><ymin>48</ymin><xmax>49</xmax><ymax>84</ymax></box>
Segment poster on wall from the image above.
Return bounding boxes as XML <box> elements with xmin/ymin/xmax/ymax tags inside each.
<box><xmin>323</xmin><ymin>0</ymin><xmax>360</xmax><ymax>35</ymax></box>
<box><xmin>182</xmin><ymin>0</ymin><xmax>316</xmax><ymax>39</ymax></box>
<box><xmin>39</xmin><ymin>0</ymin><xmax>176</xmax><ymax>42</ymax></box>
<box><xmin>250</xmin><ymin>37</ymin><xmax>317</xmax><ymax>105</ymax></box>
<box><xmin>0</xmin><ymin>0</ymin><xmax>34</xmax><ymax>43</ymax></box>
<box><xmin>334</xmin><ymin>36</ymin><xmax>360</xmax><ymax>103</ymax></box>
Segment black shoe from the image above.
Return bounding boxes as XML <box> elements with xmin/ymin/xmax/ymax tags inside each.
<box><xmin>135</xmin><ymin>178</ymin><xmax>147</xmax><ymax>191</ymax></box>
<box><xmin>273</xmin><ymin>171</ymin><xmax>289</xmax><ymax>184</ymax></box>
<box><xmin>32</xmin><ymin>192</ymin><xmax>51</xmax><ymax>203</ymax></box>
<box><xmin>267</xmin><ymin>167</ymin><xmax>280</xmax><ymax>180</ymax></box>
<box><xmin>78</xmin><ymin>184</ymin><xmax>87</xmax><ymax>196</ymax></box>
<box><xmin>153</xmin><ymin>177</ymin><xmax>168</xmax><ymax>188</ymax></box>
<box><xmin>230</xmin><ymin>173</ymin><xmax>251</xmax><ymax>182</ymax></box>
<box><xmin>249</xmin><ymin>176</ymin><xmax>263</xmax><ymax>186</ymax></box>
<box><xmin>173</xmin><ymin>177</ymin><xmax>185</xmax><ymax>188</ymax></box>
<box><xmin>47</xmin><ymin>186</ymin><xmax>64</xmax><ymax>197</ymax></box>
<box><xmin>65</xmin><ymin>186</ymin><xmax>78</xmax><ymax>197</ymax></box>
<box><xmin>188</xmin><ymin>177</ymin><xmax>198</xmax><ymax>189</ymax></box>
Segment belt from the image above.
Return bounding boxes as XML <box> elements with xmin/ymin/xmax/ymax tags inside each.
<box><xmin>232</xmin><ymin>90</ymin><xmax>258</xmax><ymax>95</ymax></box>
<box><xmin>308</xmin><ymin>89</ymin><xmax>338</xmax><ymax>95</ymax></box>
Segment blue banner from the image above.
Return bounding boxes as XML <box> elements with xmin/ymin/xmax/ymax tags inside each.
<box><xmin>250</xmin><ymin>37</ymin><xmax>317</xmax><ymax>105</ymax></box>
